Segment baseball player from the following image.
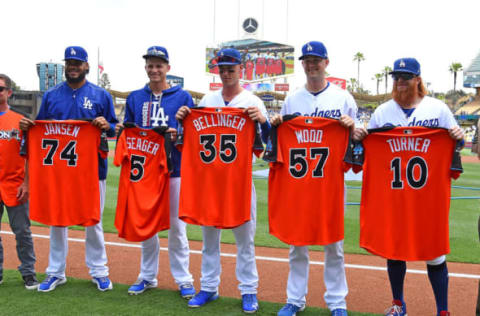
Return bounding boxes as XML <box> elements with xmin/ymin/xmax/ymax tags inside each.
<box><xmin>353</xmin><ymin>58</ymin><xmax>463</xmax><ymax>316</ymax></box>
<box><xmin>176</xmin><ymin>47</ymin><xmax>270</xmax><ymax>313</ymax></box>
<box><xmin>115</xmin><ymin>46</ymin><xmax>195</xmax><ymax>297</ymax></box>
<box><xmin>270</xmin><ymin>41</ymin><xmax>355</xmax><ymax>316</ymax></box>
<box><xmin>0</xmin><ymin>74</ymin><xmax>38</xmax><ymax>290</ymax></box>
<box><xmin>19</xmin><ymin>46</ymin><xmax>118</xmax><ymax>292</ymax></box>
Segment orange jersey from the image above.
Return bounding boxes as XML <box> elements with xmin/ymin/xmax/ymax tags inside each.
<box><xmin>264</xmin><ymin>116</ymin><xmax>352</xmax><ymax>246</ymax></box>
<box><xmin>177</xmin><ymin>107</ymin><xmax>263</xmax><ymax>228</ymax></box>
<box><xmin>0</xmin><ymin>110</ymin><xmax>25</xmax><ymax>207</ymax></box>
<box><xmin>114</xmin><ymin>125</ymin><xmax>171</xmax><ymax>242</ymax></box>
<box><xmin>25</xmin><ymin>120</ymin><xmax>107</xmax><ymax>226</ymax></box>
<box><xmin>357</xmin><ymin>127</ymin><xmax>462</xmax><ymax>261</ymax></box>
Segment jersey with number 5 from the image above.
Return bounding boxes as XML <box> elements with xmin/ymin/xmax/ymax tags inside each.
<box><xmin>357</xmin><ymin>127</ymin><xmax>462</xmax><ymax>261</ymax></box>
<box><xmin>114</xmin><ymin>124</ymin><xmax>172</xmax><ymax>242</ymax></box>
<box><xmin>25</xmin><ymin>120</ymin><xmax>108</xmax><ymax>226</ymax></box>
<box><xmin>264</xmin><ymin>116</ymin><xmax>352</xmax><ymax>245</ymax></box>
<box><xmin>177</xmin><ymin>107</ymin><xmax>264</xmax><ymax>228</ymax></box>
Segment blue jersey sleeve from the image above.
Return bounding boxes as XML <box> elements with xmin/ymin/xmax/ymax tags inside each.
<box><xmin>102</xmin><ymin>91</ymin><xmax>118</xmax><ymax>137</ymax></box>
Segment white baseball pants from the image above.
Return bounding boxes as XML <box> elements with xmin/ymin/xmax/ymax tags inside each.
<box><xmin>46</xmin><ymin>180</ymin><xmax>109</xmax><ymax>278</ymax></box>
<box><xmin>199</xmin><ymin>184</ymin><xmax>258</xmax><ymax>294</ymax></box>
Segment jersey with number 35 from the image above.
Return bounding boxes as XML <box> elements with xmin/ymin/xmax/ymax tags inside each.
<box><xmin>177</xmin><ymin>107</ymin><xmax>264</xmax><ymax>228</ymax></box>
<box><xmin>356</xmin><ymin>127</ymin><xmax>462</xmax><ymax>261</ymax></box>
<box><xmin>25</xmin><ymin>120</ymin><xmax>108</xmax><ymax>226</ymax></box>
<box><xmin>114</xmin><ymin>124</ymin><xmax>171</xmax><ymax>242</ymax></box>
<box><xmin>264</xmin><ymin>115</ymin><xmax>352</xmax><ymax>246</ymax></box>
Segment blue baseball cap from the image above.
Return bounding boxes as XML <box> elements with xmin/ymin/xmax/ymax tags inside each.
<box><xmin>143</xmin><ymin>46</ymin><xmax>169</xmax><ymax>63</ymax></box>
<box><xmin>64</xmin><ymin>46</ymin><xmax>88</xmax><ymax>62</ymax></box>
<box><xmin>299</xmin><ymin>41</ymin><xmax>328</xmax><ymax>60</ymax></box>
<box><xmin>390</xmin><ymin>58</ymin><xmax>421</xmax><ymax>76</ymax></box>
<box><xmin>217</xmin><ymin>48</ymin><xmax>242</xmax><ymax>66</ymax></box>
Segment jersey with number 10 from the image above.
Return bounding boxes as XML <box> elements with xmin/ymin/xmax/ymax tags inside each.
<box><xmin>357</xmin><ymin>127</ymin><xmax>462</xmax><ymax>261</ymax></box>
<box><xmin>264</xmin><ymin>116</ymin><xmax>352</xmax><ymax>245</ymax></box>
<box><xmin>114</xmin><ymin>125</ymin><xmax>171</xmax><ymax>242</ymax></box>
<box><xmin>177</xmin><ymin>107</ymin><xmax>263</xmax><ymax>228</ymax></box>
<box><xmin>26</xmin><ymin>120</ymin><xmax>107</xmax><ymax>226</ymax></box>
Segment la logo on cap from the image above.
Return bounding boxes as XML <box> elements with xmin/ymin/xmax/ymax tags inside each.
<box><xmin>307</xmin><ymin>43</ymin><xmax>313</xmax><ymax>51</ymax></box>
<box><xmin>70</xmin><ymin>48</ymin><xmax>76</xmax><ymax>55</ymax></box>
<box><xmin>399</xmin><ymin>60</ymin><xmax>406</xmax><ymax>67</ymax></box>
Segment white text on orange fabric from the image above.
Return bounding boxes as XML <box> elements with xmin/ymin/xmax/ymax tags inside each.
<box><xmin>44</xmin><ymin>123</ymin><xmax>80</xmax><ymax>137</ymax></box>
<box><xmin>126</xmin><ymin>137</ymin><xmax>160</xmax><ymax>155</ymax></box>
<box><xmin>295</xmin><ymin>129</ymin><xmax>323</xmax><ymax>144</ymax></box>
<box><xmin>386</xmin><ymin>137</ymin><xmax>431</xmax><ymax>153</ymax></box>
<box><xmin>193</xmin><ymin>114</ymin><xmax>246</xmax><ymax>131</ymax></box>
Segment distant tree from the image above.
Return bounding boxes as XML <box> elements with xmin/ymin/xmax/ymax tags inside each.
<box><xmin>11</xmin><ymin>80</ymin><xmax>20</xmax><ymax>91</ymax></box>
<box><xmin>99</xmin><ymin>73</ymin><xmax>111</xmax><ymax>89</ymax></box>
<box><xmin>449</xmin><ymin>62</ymin><xmax>463</xmax><ymax>92</ymax></box>
<box><xmin>373</xmin><ymin>73</ymin><xmax>383</xmax><ymax>95</ymax></box>
<box><xmin>383</xmin><ymin>66</ymin><xmax>392</xmax><ymax>93</ymax></box>
<box><xmin>353</xmin><ymin>52</ymin><xmax>365</xmax><ymax>88</ymax></box>
<box><xmin>347</xmin><ymin>78</ymin><xmax>357</xmax><ymax>93</ymax></box>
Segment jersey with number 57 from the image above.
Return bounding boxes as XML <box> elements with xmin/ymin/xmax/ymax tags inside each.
<box><xmin>114</xmin><ymin>124</ymin><xmax>172</xmax><ymax>242</ymax></box>
<box><xmin>356</xmin><ymin>127</ymin><xmax>462</xmax><ymax>261</ymax></box>
<box><xmin>24</xmin><ymin>120</ymin><xmax>108</xmax><ymax>226</ymax></box>
<box><xmin>264</xmin><ymin>115</ymin><xmax>353</xmax><ymax>246</ymax></box>
<box><xmin>176</xmin><ymin>107</ymin><xmax>264</xmax><ymax>228</ymax></box>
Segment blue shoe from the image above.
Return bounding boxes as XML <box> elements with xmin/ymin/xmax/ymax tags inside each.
<box><xmin>331</xmin><ymin>308</ymin><xmax>348</xmax><ymax>316</ymax></box>
<box><xmin>384</xmin><ymin>300</ymin><xmax>407</xmax><ymax>316</ymax></box>
<box><xmin>92</xmin><ymin>276</ymin><xmax>113</xmax><ymax>291</ymax></box>
<box><xmin>179</xmin><ymin>283</ymin><xmax>196</xmax><ymax>299</ymax></box>
<box><xmin>278</xmin><ymin>303</ymin><xmax>305</xmax><ymax>316</ymax></box>
<box><xmin>188</xmin><ymin>290</ymin><xmax>219</xmax><ymax>308</ymax></box>
<box><xmin>38</xmin><ymin>275</ymin><xmax>67</xmax><ymax>292</ymax></box>
<box><xmin>242</xmin><ymin>294</ymin><xmax>259</xmax><ymax>313</ymax></box>
<box><xmin>128</xmin><ymin>279</ymin><xmax>156</xmax><ymax>295</ymax></box>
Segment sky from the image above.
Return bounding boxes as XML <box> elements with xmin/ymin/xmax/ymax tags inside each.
<box><xmin>3</xmin><ymin>0</ymin><xmax>480</xmax><ymax>95</ymax></box>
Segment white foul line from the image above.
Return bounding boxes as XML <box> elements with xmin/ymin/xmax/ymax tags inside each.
<box><xmin>2</xmin><ymin>230</ymin><xmax>479</xmax><ymax>280</ymax></box>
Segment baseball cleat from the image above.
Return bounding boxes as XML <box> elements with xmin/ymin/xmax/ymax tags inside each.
<box><xmin>179</xmin><ymin>283</ymin><xmax>195</xmax><ymax>299</ymax></box>
<box><xmin>38</xmin><ymin>275</ymin><xmax>67</xmax><ymax>292</ymax></box>
<box><xmin>242</xmin><ymin>294</ymin><xmax>259</xmax><ymax>313</ymax></box>
<box><xmin>331</xmin><ymin>308</ymin><xmax>348</xmax><ymax>316</ymax></box>
<box><xmin>128</xmin><ymin>279</ymin><xmax>156</xmax><ymax>295</ymax></box>
<box><xmin>23</xmin><ymin>274</ymin><xmax>40</xmax><ymax>290</ymax></box>
<box><xmin>384</xmin><ymin>300</ymin><xmax>407</xmax><ymax>316</ymax></box>
<box><xmin>188</xmin><ymin>290</ymin><xmax>219</xmax><ymax>308</ymax></box>
<box><xmin>92</xmin><ymin>276</ymin><xmax>113</xmax><ymax>291</ymax></box>
<box><xmin>277</xmin><ymin>303</ymin><xmax>305</xmax><ymax>316</ymax></box>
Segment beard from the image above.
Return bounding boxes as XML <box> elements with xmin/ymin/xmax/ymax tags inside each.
<box><xmin>65</xmin><ymin>70</ymin><xmax>87</xmax><ymax>84</ymax></box>
<box><xmin>392</xmin><ymin>81</ymin><xmax>418</xmax><ymax>107</ymax></box>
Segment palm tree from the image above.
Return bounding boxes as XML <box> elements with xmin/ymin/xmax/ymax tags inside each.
<box><xmin>348</xmin><ymin>78</ymin><xmax>357</xmax><ymax>92</ymax></box>
<box><xmin>383</xmin><ymin>66</ymin><xmax>392</xmax><ymax>93</ymax></box>
<box><xmin>353</xmin><ymin>52</ymin><xmax>365</xmax><ymax>89</ymax></box>
<box><xmin>449</xmin><ymin>62</ymin><xmax>463</xmax><ymax>92</ymax></box>
<box><xmin>372</xmin><ymin>73</ymin><xmax>383</xmax><ymax>95</ymax></box>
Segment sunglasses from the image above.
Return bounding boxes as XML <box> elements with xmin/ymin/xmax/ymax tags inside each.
<box><xmin>392</xmin><ymin>73</ymin><xmax>416</xmax><ymax>81</ymax></box>
<box><xmin>0</xmin><ymin>86</ymin><xmax>10</xmax><ymax>92</ymax></box>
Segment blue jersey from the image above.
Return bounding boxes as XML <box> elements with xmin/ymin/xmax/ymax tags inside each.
<box><xmin>36</xmin><ymin>80</ymin><xmax>118</xmax><ymax>180</ymax></box>
<box><xmin>124</xmin><ymin>84</ymin><xmax>194</xmax><ymax>177</ymax></box>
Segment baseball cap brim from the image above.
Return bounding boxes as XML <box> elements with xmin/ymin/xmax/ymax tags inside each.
<box><xmin>299</xmin><ymin>53</ymin><xmax>327</xmax><ymax>60</ymax></box>
<box><xmin>64</xmin><ymin>57</ymin><xmax>87</xmax><ymax>62</ymax></box>
<box><xmin>143</xmin><ymin>54</ymin><xmax>169</xmax><ymax>62</ymax></box>
<box><xmin>389</xmin><ymin>70</ymin><xmax>418</xmax><ymax>75</ymax></box>
<box><xmin>217</xmin><ymin>61</ymin><xmax>240</xmax><ymax>66</ymax></box>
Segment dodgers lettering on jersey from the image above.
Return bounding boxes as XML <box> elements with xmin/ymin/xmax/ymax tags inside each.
<box><xmin>355</xmin><ymin>127</ymin><xmax>462</xmax><ymax>260</ymax></box>
<box><xmin>264</xmin><ymin>116</ymin><xmax>353</xmax><ymax>246</ymax></box>
<box><xmin>177</xmin><ymin>107</ymin><xmax>263</xmax><ymax>229</ymax></box>
<box><xmin>114</xmin><ymin>124</ymin><xmax>172</xmax><ymax>242</ymax></box>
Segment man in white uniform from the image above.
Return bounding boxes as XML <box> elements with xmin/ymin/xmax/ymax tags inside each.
<box><xmin>353</xmin><ymin>57</ymin><xmax>463</xmax><ymax>316</ymax></box>
<box><xmin>176</xmin><ymin>48</ymin><xmax>270</xmax><ymax>314</ymax></box>
<box><xmin>270</xmin><ymin>41</ymin><xmax>356</xmax><ymax>316</ymax></box>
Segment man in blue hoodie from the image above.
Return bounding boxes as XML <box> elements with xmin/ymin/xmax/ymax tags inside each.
<box><xmin>117</xmin><ymin>46</ymin><xmax>195</xmax><ymax>298</ymax></box>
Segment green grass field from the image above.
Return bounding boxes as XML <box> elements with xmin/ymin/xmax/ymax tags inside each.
<box><xmin>1</xmin><ymin>145</ymin><xmax>478</xmax><ymax>315</ymax></box>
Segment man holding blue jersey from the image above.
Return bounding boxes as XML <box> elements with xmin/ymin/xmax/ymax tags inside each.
<box><xmin>115</xmin><ymin>46</ymin><xmax>196</xmax><ymax>298</ymax></box>
<box><xmin>20</xmin><ymin>46</ymin><xmax>118</xmax><ymax>292</ymax></box>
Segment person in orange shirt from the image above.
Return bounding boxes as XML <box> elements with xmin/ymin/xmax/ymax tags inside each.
<box><xmin>0</xmin><ymin>74</ymin><xmax>38</xmax><ymax>290</ymax></box>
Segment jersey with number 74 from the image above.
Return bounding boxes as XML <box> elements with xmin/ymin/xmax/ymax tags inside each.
<box><xmin>23</xmin><ymin>120</ymin><xmax>108</xmax><ymax>227</ymax></box>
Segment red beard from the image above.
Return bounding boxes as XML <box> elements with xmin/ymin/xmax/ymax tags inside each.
<box><xmin>392</xmin><ymin>81</ymin><xmax>418</xmax><ymax>107</ymax></box>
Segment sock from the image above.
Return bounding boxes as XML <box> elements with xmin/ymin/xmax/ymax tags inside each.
<box><xmin>387</xmin><ymin>259</ymin><xmax>406</xmax><ymax>303</ymax></box>
<box><xmin>427</xmin><ymin>261</ymin><xmax>449</xmax><ymax>313</ymax></box>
